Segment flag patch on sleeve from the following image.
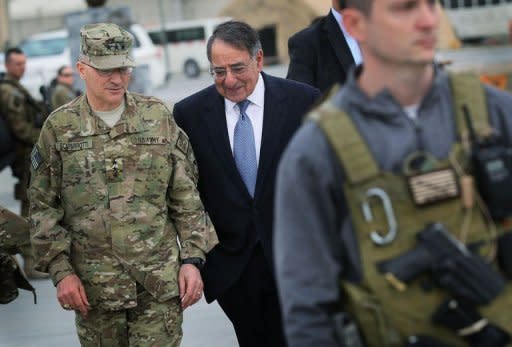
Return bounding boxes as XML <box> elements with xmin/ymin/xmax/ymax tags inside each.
<box><xmin>31</xmin><ymin>145</ymin><xmax>44</xmax><ymax>170</ymax></box>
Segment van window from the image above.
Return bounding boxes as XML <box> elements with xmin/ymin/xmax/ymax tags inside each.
<box><xmin>20</xmin><ymin>37</ymin><xmax>67</xmax><ymax>58</ymax></box>
<box><xmin>168</xmin><ymin>27</ymin><xmax>205</xmax><ymax>43</ymax></box>
<box><xmin>149</xmin><ymin>27</ymin><xmax>205</xmax><ymax>45</ymax></box>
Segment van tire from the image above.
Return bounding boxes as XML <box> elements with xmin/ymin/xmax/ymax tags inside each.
<box><xmin>184</xmin><ymin>59</ymin><xmax>200</xmax><ymax>78</ymax></box>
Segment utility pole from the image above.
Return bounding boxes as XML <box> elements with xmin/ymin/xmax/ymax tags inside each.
<box><xmin>173</xmin><ymin>0</ymin><xmax>183</xmax><ymax>21</ymax></box>
<box><xmin>158</xmin><ymin>0</ymin><xmax>171</xmax><ymax>81</ymax></box>
<box><xmin>0</xmin><ymin>0</ymin><xmax>10</xmax><ymax>49</ymax></box>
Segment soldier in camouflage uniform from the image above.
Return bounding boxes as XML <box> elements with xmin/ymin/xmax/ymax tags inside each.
<box><xmin>50</xmin><ymin>65</ymin><xmax>77</xmax><ymax>110</ymax></box>
<box><xmin>29</xmin><ymin>23</ymin><xmax>218</xmax><ymax>346</ymax></box>
<box><xmin>0</xmin><ymin>47</ymin><xmax>48</xmax><ymax>279</ymax></box>
<box><xmin>0</xmin><ymin>205</ymin><xmax>36</xmax><ymax>304</ymax></box>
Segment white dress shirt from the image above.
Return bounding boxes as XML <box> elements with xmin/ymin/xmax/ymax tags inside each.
<box><xmin>225</xmin><ymin>73</ymin><xmax>265</xmax><ymax>165</ymax></box>
<box><xmin>331</xmin><ymin>8</ymin><xmax>363</xmax><ymax>65</ymax></box>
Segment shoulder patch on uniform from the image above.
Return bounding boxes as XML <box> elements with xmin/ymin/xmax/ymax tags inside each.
<box><xmin>176</xmin><ymin>131</ymin><xmax>189</xmax><ymax>156</ymax></box>
<box><xmin>30</xmin><ymin>145</ymin><xmax>44</xmax><ymax>170</ymax></box>
<box><xmin>9</xmin><ymin>94</ymin><xmax>23</xmax><ymax>111</ymax></box>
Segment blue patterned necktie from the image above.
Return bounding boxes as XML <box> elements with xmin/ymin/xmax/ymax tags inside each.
<box><xmin>234</xmin><ymin>100</ymin><xmax>257</xmax><ymax>197</ymax></box>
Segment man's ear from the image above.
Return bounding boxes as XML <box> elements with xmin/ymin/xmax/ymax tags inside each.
<box><xmin>342</xmin><ymin>8</ymin><xmax>367</xmax><ymax>43</ymax></box>
<box><xmin>76</xmin><ymin>62</ymin><xmax>86</xmax><ymax>80</ymax></box>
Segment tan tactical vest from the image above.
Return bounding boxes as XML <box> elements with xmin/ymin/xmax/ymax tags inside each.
<box><xmin>311</xmin><ymin>73</ymin><xmax>512</xmax><ymax>346</ymax></box>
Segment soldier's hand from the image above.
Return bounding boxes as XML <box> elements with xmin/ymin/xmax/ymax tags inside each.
<box><xmin>178</xmin><ymin>264</ymin><xmax>203</xmax><ymax>310</ymax></box>
<box><xmin>57</xmin><ymin>274</ymin><xmax>90</xmax><ymax>317</ymax></box>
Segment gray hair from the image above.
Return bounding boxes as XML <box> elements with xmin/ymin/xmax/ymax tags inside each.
<box><xmin>206</xmin><ymin>21</ymin><xmax>262</xmax><ymax>62</ymax></box>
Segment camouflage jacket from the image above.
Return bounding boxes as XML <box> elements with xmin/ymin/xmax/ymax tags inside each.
<box><xmin>29</xmin><ymin>92</ymin><xmax>218</xmax><ymax>310</ymax></box>
<box><xmin>50</xmin><ymin>83</ymin><xmax>76</xmax><ymax>111</ymax></box>
<box><xmin>0</xmin><ymin>205</ymin><xmax>30</xmax><ymax>253</ymax></box>
<box><xmin>0</xmin><ymin>75</ymin><xmax>44</xmax><ymax>179</ymax></box>
<box><xmin>0</xmin><ymin>205</ymin><xmax>35</xmax><ymax>305</ymax></box>
<box><xmin>0</xmin><ymin>75</ymin><xmax>42</xmax><ymax>146</ymax></box>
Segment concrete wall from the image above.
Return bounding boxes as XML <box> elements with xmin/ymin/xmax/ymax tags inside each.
<box><xmin>0</xmin><ymin>0</ymin><xmax>9</xmax><ymax>48</ymax></box>
<box><xmin>220</xmin><ymin>0</ymin><xmax>328</xmax><ymax>64</ymax></box>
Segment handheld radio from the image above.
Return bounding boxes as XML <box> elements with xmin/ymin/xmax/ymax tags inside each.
<box><xmin>463</xmin><ymin>104</ymin><xmax>512</xmax><ymax>221</ymax></box>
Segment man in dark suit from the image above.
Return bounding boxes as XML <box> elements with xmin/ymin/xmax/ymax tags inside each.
<box><xmin>286</xmin><ymin>0</ymin><xmax>362</xmax><ymax>93</ymax></box>
<box><xmin>173</xmin><ymin>21</ymin><xmax>320</xmax><ymax>347</ymax></box>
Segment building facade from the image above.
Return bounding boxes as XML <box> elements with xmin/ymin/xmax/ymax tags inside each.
<box><xmin>6</xmin><ymin>0</ymin><xmax>330</xmax><ymax>64</ymax></box>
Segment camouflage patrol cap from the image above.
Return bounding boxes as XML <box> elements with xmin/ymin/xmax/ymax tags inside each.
<box><xmin>79</xmin><ymin>23</ymin><xmax>135</xmax><ymax>69</ymax></box>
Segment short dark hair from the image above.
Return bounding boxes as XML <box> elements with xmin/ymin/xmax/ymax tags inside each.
<box><xmin>206</xmin><ymin>21</ymin><xmax>262</xmax><ymax>62</ymax></box>
<box><xmin>339</xmin><ymin>0</ymin><xmax>346</xmax><ymax>9</ymax></box>
<box><xmin>5</xmin><ymin>47</ymin><xmax>24</xmax><ymax>63</ymax></box>
<box><xmin>57</xmin><ymin>65</ymin><xmax>70</xmax><ymax>75</ymax></box>
<box><xmin>346</xmin><ymin>0</ymin><xmax>373</xmax><ymax>14</ymax></box>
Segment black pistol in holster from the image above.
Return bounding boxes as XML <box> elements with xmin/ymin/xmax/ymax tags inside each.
<box><xmin>377</xmin><ymin>222</ymin><xmax>505</xmax><ymax>305</ymax></box>
<box><xmin>432</xmin><ymin>298</ymin><xmax>511</xmax><ymax>347</ymax></box>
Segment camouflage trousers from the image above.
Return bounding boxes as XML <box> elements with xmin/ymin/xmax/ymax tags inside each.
<box><xmin>75</xmin><ymin>290</ymin><xmax>182</xmax><ymax>347</ymax></box>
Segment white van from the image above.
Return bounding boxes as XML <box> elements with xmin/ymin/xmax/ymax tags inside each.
<box><xmin>147</xmin><ymin>17</ymin><xmax>232</xmax><ymax>78</ymax></box>
<box><xmin>440</xmin><ymin>0</ymin><xmax>512</xmax><ymax>41</ymax></box>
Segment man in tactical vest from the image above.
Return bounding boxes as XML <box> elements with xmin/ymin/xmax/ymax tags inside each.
<box><xmin>274</xmin><ymin>1</ymin><xmax>512</xmax><ymax>346</ymax></box>
<box><xmin>0</xmin><ymin>47</ymin><xmax>48</xmax><ymax>279</ymax></box>
<box><xmin>0</xmin><ymin>205</ymin><xmax>36</xmax><ymax>304</ymax></box>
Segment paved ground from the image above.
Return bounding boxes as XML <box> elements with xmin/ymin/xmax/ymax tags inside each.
<box><xmin>0</xmin><ymin>166</ymin><xmax>237</xmax><ymax>347</ymax></box>
<box><xmin>0</xmin><ymin>64</ymin><xmax>287</xmax><ymax>346</ymax></box>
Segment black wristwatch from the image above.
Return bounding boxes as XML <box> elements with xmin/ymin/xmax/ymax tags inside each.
<box><xmin>181</xmin><ymin>257</ymin><xmax>205</xmax><ymax>270</ymax></box>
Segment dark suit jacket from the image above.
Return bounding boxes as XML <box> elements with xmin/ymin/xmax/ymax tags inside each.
<box><xmin>173</xmin><ymin>73</ymin><xmax>320</xmax><ymax>303</ymax></box>
<box><xmin>286</xmin><ymin>10</ymin><xmax>356</xmax><ymax>93</ymax></box>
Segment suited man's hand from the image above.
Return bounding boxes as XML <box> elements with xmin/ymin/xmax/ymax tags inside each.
<box><xmin>179</xmin><ymin>264</ymin><xmax>204</xmax><ymax>309</ymax></box>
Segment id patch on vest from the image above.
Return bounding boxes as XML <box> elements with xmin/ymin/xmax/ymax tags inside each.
<box><xmin>31</xmin><ymin>145</ymin><xmax>44</xmax><ymax>170</ymax></box>
<box><xmin>176</xmin><ymin>132</ymin><xmax>189</xmax><ymax>156</ymax></box>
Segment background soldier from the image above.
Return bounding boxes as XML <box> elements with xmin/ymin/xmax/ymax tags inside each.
<box><xmin>29</xmin><ymin>23</ymin><xmax>218</xmax><ymax>346</ymax></box>
<box><xmin>0</xmin><ymin>47</ymin><xmax>47</xmax><ymax>279</ymax></box>
<box><xmin>49</xmin><ymin>65</ymin><xmax>77</xmax><ymax>110</ymax></box>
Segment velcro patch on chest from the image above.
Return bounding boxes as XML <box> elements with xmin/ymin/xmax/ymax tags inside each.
<box><xmin>407</xmin><ymin>168</ymin><xmax>460</xmax><ymax>206</ymax></box>
<box><xmin>30</xmin><ymin>145</ymin><xmax>44</xmax><ymax>170</ymax></box>
<box><xmin>131</xmin><ymin>136</ymin><xmax>167</xmax><ymax>145</ymax></box>
<box><xmin>55</xmin><ymin>139</ymin><xmax>93</xmax><ymax>151</ymax></box>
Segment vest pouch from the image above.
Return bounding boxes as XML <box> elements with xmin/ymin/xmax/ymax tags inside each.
<box><xmin>342</xmin><ymin>282</ymin><xmax>402</xmax><ymax>347</ymax></box>
<box><xmin>0</xmin><ymin>270</ymin><xmax>19</xmax><ymax>304</ymax></box>
<box><xmin>0</xmin><ymin>253</ymin><xmax>19</xmax><ymax>304</ymax></box>
<box><xmin>432</xmin><ymin>298</ymin><xmax>511</xmax><ymax>347</ymax></box>
<box><xmin>497</xmin><ymin>231</ymin><xmax>512</xmax><ymax>278</ymax></box>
